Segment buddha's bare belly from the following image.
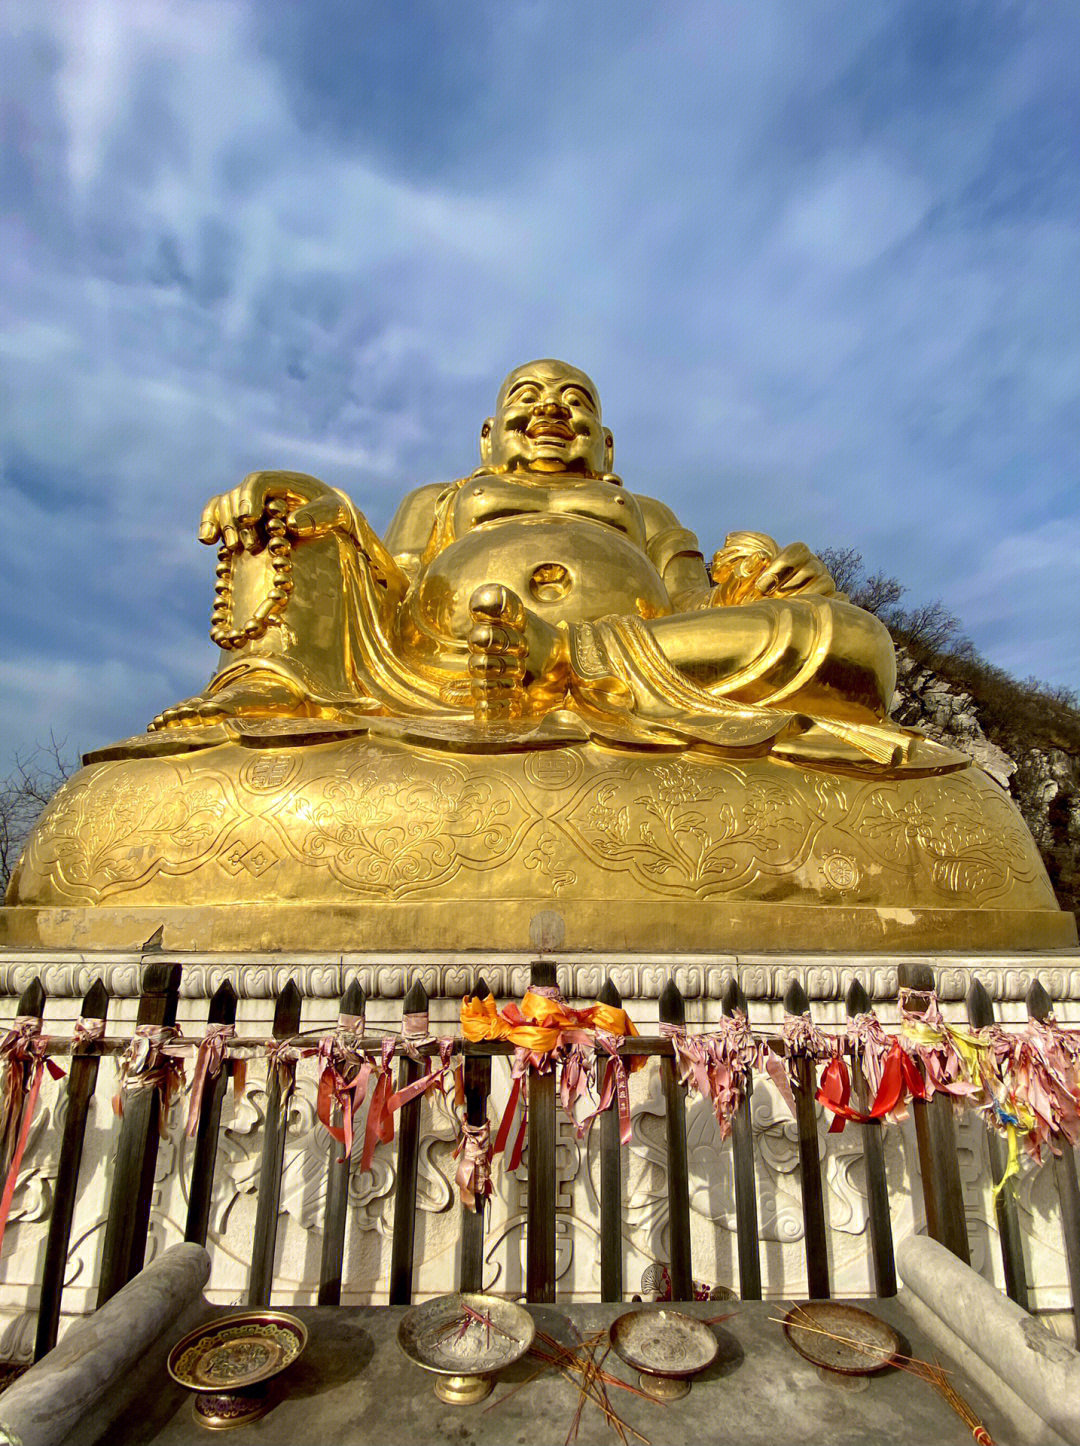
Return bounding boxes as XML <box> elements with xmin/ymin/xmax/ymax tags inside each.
<box><xmin>414</xmin><ymin>514</ymin><xmax>672</xmax><ymax>637</ymax></box>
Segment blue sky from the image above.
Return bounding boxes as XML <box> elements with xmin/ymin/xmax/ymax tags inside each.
<box><xmin>2</xmin><ymin>0</ymin><xmax>1079</xmax><ymax>762</ymax></box>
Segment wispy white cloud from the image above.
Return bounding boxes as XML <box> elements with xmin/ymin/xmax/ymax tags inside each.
<box><xmin>1</xmin><ymin>0</ymin><xmax>1078</xmax><ymax>762</ymax></box>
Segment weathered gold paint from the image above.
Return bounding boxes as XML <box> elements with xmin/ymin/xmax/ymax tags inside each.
<box><xmin>5</xmin><ymin>361</ymin><xmax>1073</xmax><ymax>952</ymax></box>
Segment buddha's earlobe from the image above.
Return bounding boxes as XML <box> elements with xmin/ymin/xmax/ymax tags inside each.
<box><xmin>604</xmin><ymin>429</ymin><xmax>614</xmax><ymax>472</ymax></box>
<box><xmin>479</xmin><ymin>418</ymin><xmax>494</xmax><ymax>466</ymax></box>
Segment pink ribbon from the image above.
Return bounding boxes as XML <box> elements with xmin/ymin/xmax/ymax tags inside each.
<box><xmin>114</xmin><ymin>1025</ymin><xmax>186</xmax><ymax>1134</ymax></box>
<box><xmin>669</xmin><ymin>1012</ymin><xmax>762</xmax><ymax>1138</ymax></box>
<box><xmin>0</xmin><ymin>1019</ymin><xmax>65</xmax><ymax>1254</ymax></box>
<box><xmin>185</xmin><ymin>1023</ymin><xmax>238</xmax><ymax>1138</ymax></box>
<box><xmin>589</xmin><ymin>1032</ymin><xmax>632</xmax><ymax>1145</ymax></box>
<box><xmin>455</xmin><ymin>1119</ymin><xmax>493</xmax><ymax>1212</ymax></box>
<box><xmin>310</xmin><ymin>1018</ymin><xmax>375</xmax><ymax>1162</ymax></box>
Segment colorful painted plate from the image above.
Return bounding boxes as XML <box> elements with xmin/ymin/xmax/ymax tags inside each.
<box><xmin>168</xmin><ymin>1311</ymin><xmax>308</xmax><ymax>1392</ymax></box>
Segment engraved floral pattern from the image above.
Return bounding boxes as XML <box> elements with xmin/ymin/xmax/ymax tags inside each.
<box><xmin>559</xmin><ymin>759</ymin><xmax>813</xmax><ymax>897</ymax></box>
<box><xmin>282</xmin><ymin>755</ymin><xmax>532</xmax><ymax>897</ymax></box>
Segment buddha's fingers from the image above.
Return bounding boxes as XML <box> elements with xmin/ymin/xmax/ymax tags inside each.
<box><xmin>469</xmin><ymin>583</ymin><xmax>527</xmax><ymax>633</ymax></box>
<box><xmin>757</xmin><ymin>542</ymin><xmax>836</xmax><ymax>598</ymax></box>
<box><xmin>198</xmin><ymin>496</ymin><xmax>227</xmax><ymax>547</ymax></box>
<box><xmin>796</xmin><ymin>574</ymin><xmax>838</xmax><ymax>597</ymax></box>
<box><xmin>468</xmin><ymin>622</ymin><xmax>528</xmax><ymax>659</ymax></box>
<box><xmin>756</xmin><ymin>542</ymin><xmax>812</xmax><ymax>594</ymax></box>
<box><xmin>148</xmin><ymin>696</ymin><xmax>225</xmax><ymax>731</ymax></box>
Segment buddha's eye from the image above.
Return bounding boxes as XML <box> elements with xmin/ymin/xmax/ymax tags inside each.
<box><xmin>563</xmin><ymin>389</ymin><xmax>593</xmax><ymax>410</ymax></box>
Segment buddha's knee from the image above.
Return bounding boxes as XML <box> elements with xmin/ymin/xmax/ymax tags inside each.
<box><xmin>787</xmin><ymin>598</ymin><xmax>896</xmax><ymax>720</ymax></box>
<box><xmin>653</xmin><ymin>597</ymin><xmax>896</xmax><ymax>719</ymax></box>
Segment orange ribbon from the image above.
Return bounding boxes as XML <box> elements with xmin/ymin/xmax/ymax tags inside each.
<box><xmin>461</xmin><ymin>991</ymin><xmax>642</xmax><ymax>1165</ymax></box>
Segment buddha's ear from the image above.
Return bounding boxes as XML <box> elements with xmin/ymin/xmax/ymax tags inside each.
<box><xmin>603</xmin><ymin>428</ymin><xmax>614</xmax><ymax>472</ymax></box>
<box><xmin>479</xmin><ymin>418</ymin><xmax>495</xmax><ymax>466</ymax></box>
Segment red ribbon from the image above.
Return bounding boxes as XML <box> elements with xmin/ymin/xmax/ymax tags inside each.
<box><xmin>317</xmin><ymin>1054</ymin><xmax>373</xmax><ymax>1162</ymax></box>
<box><xmin>815</xmin><ymin>1055</ymin><xmax>859</xmax><ymax>1133</ymax></box>
<box><xmin>0</xmin><ymin>1020</ymin><xmax>65</xmax><ymax>1254</ymax></box>
<box><xmin>492</xmin><ymin>1045</ymin><xmax>545</xmax><ymax>1173</ymax></box>
<box><xmin>359</xmin><ymin>1038</ymin><xmax>397</xmax><ymax>1173</ymax></box>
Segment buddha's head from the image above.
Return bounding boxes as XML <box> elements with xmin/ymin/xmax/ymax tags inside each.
<box><xmin>480</xmin><ymin>360</ymin><xmax>614</xmax><ymax>478</ymax></box>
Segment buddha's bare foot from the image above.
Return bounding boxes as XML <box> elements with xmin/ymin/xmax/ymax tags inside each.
<box><xmin>468</xmin><ymin>585</ymin><xmax>529</xmax><ymax>722</ymax></box>
<box><xmin>149</xmin><ymin>675</ymin><xmax>305</xmax><ymax>731</ymax></box>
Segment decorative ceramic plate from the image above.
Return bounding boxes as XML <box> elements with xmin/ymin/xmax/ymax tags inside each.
<box><xmin>782</xmin><ymin>1302</ymin><xmax>899</xmax><ymax>1376</ymax></box>
<box><xmin>168</xmin><ymin>1312</ymin><xmax>308</xmax><ymax>1392</ymax></box>
<box><xmin>609</xmin><ymin>1308</ymin><xmax>719</xmax><ymax>1379</ymax></box>
<box><xmin>397</xmin><ymin>1294</ymin><xmax>535</xmax><ymax>1377</ymax></box>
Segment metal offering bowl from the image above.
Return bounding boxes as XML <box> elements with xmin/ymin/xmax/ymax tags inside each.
<box><xmin>167</xmin><ymin>1310</ymin><xmax>308</xmax><ymax>1430</ymax></box>
<box><xmin>783</xmin><ymin>1302</ymin><xmax>899</xmax><ymax>1382</ymax></box>
<box><xmin>609</xmin><ymin>1308</ymin><xmax>719</xmax><ymax>1402</ymax></box>
<box><xmin>397</xmin><ymin>1293</ymin><xmax>535</xmax><ymax>1405</ymax></box>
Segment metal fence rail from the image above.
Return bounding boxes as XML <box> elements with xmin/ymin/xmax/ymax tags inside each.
<box><xmin>2</xmin><ymin>958</ymin><xmax>1076</xmax><ymax>1361</ymax></box>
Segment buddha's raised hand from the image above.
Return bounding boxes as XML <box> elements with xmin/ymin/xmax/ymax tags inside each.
<box><xmin>756</xmin><ymin>541</ymin><xmax>836</xmax><ymax>598</ymax></box>
<box><xmin>198</xmin><ymin>470</ymin><xmax>352</xmax><ymax>552</ymax></box>
<box><xmin>709</xmin><ymin>532</ymin><xmax>836</xmax><ymax>605</ymax></box>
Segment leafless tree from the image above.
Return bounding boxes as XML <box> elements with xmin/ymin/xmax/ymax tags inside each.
<box><xmin>0</xmin><ymin>736</ymin><xmax>78</xmax><ymax>894</ymax></box>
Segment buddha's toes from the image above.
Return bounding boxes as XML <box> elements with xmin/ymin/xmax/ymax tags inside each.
<box><xmin>148</xmin><ymin>675</ymin><xmax>304</xmax><ymax>730</ymax></box>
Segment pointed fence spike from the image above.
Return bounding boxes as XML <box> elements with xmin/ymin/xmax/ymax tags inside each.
<box><xmin>207</xmin><ymin>979</ymin><xmax>239</xmax><ymax>1025</ymax></box>
<box><xmin>81</xmin><ymin>979</ymin><xmax>109</xmax><ymax>1019</ymax></box>
<box><xmin>341</xmin><ymin>979</ymin><xmax>366</xmax><ymax>1017</ymax></box>
<box><xmin>403</xmin><ymin>979</ymin><xmax>429</xmax><ymax>1015</ymax></box>
<box><xmin>721</xmin><ymin>976</ymin><xmax>747</xmax><ymax>1016</ymax></box>
<box><xmin>966</xmin><ymin>978</ymin><xmax>994</xmax><ymax>1029</ymax></box>
<box><xmin>598</xmin><ymin>975</ymin><xmax>621</xmax><ymax>1008</ymax></box>
<box><xmin>658</xmin><ymin>979</ymin><xmax>685</xmax><ymax>1027</ymax></box>
<box><xmin>845</xmin><ymin>978</ymin><xmax>871</xmax><ymax>1017</ymax></box>
<box><xmin>783</xmin><ymin>978</ymin><xmax>810</xmax><ymax>1016</ymax></box>
<box><xmin>1026</xmin><ymin>978</ymin><xmax>1054</xmax><ymax>1020</ymax></box>
<box><xmin>16</xmin><ymin>978</ymin><xmax>45</xmax><ymax>1017</ymax></box>
<box><xmin>273</xmin><ymin>979</ymin><xmax>302</xmax><ymax>1035</ymax></box>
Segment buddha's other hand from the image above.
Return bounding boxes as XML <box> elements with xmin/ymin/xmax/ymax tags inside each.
<box><xmin>756</xmin><ymin>541</ymin><xmax>836</xmax><ymax>598</ymax></box>
<box><xmin>198</xmin><ymin>470</ymin><xmax>353</xmax><ymax>552</ymax></box>
<box><xmin>709</xmin><ymin>532</ymin><xmax>836</xmax><ymax>606</ymax></box>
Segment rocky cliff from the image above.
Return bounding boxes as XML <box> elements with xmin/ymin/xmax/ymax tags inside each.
<box><xmin>892</xmin><ymin>648</ymin><xmax>1080</xmax><ymax>923</ymax></box>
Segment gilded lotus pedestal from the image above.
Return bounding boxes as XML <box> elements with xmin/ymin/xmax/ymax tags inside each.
<box><xmin>2</xmin><ymin>713</ymin><xmax>1071</xmax><ymax>953</ymax></box>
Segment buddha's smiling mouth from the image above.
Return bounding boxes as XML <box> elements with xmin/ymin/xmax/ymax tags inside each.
<box><xmin>527</xmin><ymin>421</ymin><xmax>574</xmax><ymax>441</ymax></box>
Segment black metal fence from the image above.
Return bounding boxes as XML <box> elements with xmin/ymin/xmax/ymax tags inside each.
<box><xmin>2</xmin><ymin>957</ymin><xmax>1077</xmax><ymax>1363</ymax></box>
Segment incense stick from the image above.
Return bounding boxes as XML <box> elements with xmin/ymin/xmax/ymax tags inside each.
<box><xmin>776</xmin><ymin>1305</ymin><xmax>994</xmax><ymax>1446</ymax></box>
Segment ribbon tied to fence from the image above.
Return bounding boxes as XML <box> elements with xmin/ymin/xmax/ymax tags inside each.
<box><xmin>0</xmin><ymin>1018</ymin><xmax>66</xmax><ymax>1252</ymax></box>
<box><xmin>461</xmin><ymin>989</ymin><xmax>642</xmax><ymax>1172</ymax></box>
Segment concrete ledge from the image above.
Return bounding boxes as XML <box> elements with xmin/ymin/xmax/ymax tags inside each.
<box><xmin>897</xmin><ymin>1233</ymin><xmax>1080</xmax><ymax>1445</ymax></box>
<box><xmin>0</xmin><ymin>1244</ymin><xmax>210</xmax><ymax>1446</ymax></box>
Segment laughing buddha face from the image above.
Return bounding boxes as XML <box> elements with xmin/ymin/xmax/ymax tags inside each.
<box><xmin>479</xmin><ymin>360</ymin><xmax>615</xmax><ymax>478</ymax></box>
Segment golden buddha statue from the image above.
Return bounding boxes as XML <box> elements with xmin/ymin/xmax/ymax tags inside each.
<box><xmin>3</xmin><ymin>361</ymin><xmax>1072</xmax><ymax>953</ymax></box>
<box><xmin>151</xmin><ymin>360</ymin><xmax>915</xmax><ymax>769</ymax></box>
